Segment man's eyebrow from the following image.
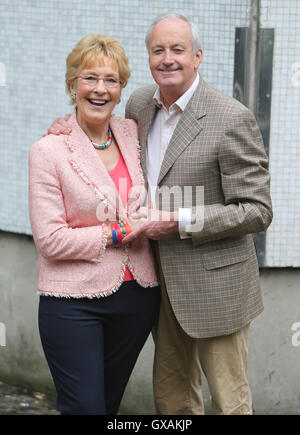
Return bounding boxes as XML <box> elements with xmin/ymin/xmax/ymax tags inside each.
<box><xmin>151</xmin><ymin>44</ymin><xmax>164</xmax><ymax>50</ymax></box>
<box><xmin>151</xmin><ymin>43</ymin><xmax>186</xmax><ymax>50</ymax></box>
<box><xmin>171</xmin><ymin>44</ymin><xmax>186</xmax><ymax>48</ymax></box>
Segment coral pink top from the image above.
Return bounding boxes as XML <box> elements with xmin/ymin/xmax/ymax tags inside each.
<box><xmin>108</xmin><ymin>152</ymin><xmax>134</xmax><ymax>281</ymax></box>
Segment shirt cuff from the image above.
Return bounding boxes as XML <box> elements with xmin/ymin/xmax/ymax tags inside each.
<box><xmin>178</xmin><ymin>208</ymin><xmax>192</xmax><ymax>239</ymax></box>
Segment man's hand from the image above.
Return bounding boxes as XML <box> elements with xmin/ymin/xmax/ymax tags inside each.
<box><xmin>123</xmin><ymin>206</ymin><xmax>179</xmax><ymax>243</ymax></box>
<box><xmin>43</xmin><ymin>114</ymin><xmax>72</xmax><ymax>136</ymax></box>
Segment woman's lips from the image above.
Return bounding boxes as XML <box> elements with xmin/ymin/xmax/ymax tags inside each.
<box><xmin>87</xmin><ymin>99</ymin><xmax>108</xmax><ymax>107</ymax></box>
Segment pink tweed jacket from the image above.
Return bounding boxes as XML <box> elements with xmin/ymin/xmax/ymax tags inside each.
<box><xmin>29</xmin><ymin>111</ymin><xmax>158</xmax><ymax>298</ymax></box>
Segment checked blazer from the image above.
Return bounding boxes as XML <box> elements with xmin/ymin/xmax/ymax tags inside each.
<box><xmin>125</xmin><ymin>76</ymin><xmax>273</xmax><ymax>338</ymax></box>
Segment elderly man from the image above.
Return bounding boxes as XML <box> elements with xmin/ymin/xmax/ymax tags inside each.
<box><xmin>47</xmin><ymin>12</ymin><xmax>272</xmax><ymax>415</ymax></box>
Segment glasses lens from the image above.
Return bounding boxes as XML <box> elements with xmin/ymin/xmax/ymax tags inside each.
<box><xmin>103</xmin><ymin>78</ymin><xmax>119</xmax><ymax>88</ymax></box>
<box><xmin>80</xmin><ymin>76</ymin><xmax>120</xmax><ymax>88</ymax></box>
<box><xmin>82</xmin><ymin>77</ymin><xmax>97</xmax><ymax>86</ymax></box>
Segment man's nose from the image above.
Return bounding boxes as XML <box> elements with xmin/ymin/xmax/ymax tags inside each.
<box><xmin>162</xmin><ymin>50</ymin><xmax>174</xmax><ymax>65</ymax></box>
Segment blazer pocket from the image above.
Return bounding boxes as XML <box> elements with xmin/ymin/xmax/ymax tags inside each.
<box><xmin>202</xmin><ymin>247</ymin><xmax>251</xmax><ymax>270</ymax></box>
<box><xmin>46</xmin><ymin>259</ymin><xmax>96</xmax><ymax>282</ymax></box>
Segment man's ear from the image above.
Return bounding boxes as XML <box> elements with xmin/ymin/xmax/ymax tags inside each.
<box><xmin>195</xmin><ymin>49</ymin><xmax>203</xmax><ymax>70</ymax></box>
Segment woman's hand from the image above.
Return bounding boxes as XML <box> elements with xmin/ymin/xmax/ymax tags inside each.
<box><xmin>122</xmin><ymin>206</ymin><xmax>179</xmax><ymax>243</ymax></box>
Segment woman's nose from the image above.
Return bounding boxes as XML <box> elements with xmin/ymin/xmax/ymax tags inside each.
<box><xmin>94</xmin><ymin>79</ymin><xmax>107</xmax><ymax>92</ymax></box>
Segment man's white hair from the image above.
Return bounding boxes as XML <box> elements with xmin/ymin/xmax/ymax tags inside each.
<box><xmin>145</xmin><ymin>12</ymin><xmax>202</xmax><ymax>54</ymax></box>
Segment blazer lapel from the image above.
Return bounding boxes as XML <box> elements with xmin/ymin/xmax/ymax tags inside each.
<box><xmin>157</xmin><ymin>78</ymin><xmax>207</xmax><ymax>185</ymax></box>
<box><xmin>66</xmin><ymin>111</ymin><xmax>122</xmax><ymax>216</ymax></box>
<box><xmin>138</xmin><ymin>101</ymin><xmax>158</xmax><ymax>181</ymax></box>
<box><xmin>66</xmin><ymin>111</ymin><xmax>145</xmax><ymax>219</ymax></box>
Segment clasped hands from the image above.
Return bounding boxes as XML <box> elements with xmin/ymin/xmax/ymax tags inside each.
<box><xmin>121</xmin><ymin>204</ymin><xmax>179</xmax><ymax>243</ymax></box>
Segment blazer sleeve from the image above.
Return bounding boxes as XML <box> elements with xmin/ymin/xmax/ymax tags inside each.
<box><xmin>191</xmin><ymin>108</ymin><xmax>273</xmax><ymax>246</ymax></box>
<box><xmin>125</xmin><ymin>94</ymin><xmax>135</xmax><ymax>120</ymax></box>
<box><xmin>29</xmin><ymin>142</ymin><xmax>107</xmax><ymax>262</ymax></box>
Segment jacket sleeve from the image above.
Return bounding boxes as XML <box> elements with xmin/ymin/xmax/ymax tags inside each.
<box><xmin>191</xmin><ymin>108</ymin><xmax>273</xmax><ymax>246</ymax></box>
<box><xmin>29</xmin><ymin>142</ymin><xmax>107</xmax><ymax>261</ymax></box>
<box><xmin>125</xmin><ymin>94</ymin><xmax>135</xmax><ymax>120</ymax></box>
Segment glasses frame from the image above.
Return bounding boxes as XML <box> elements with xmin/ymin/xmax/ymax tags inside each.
<box><xmin>76</xmin><ymin>75</ymin><xmax>122</xmax><ymax>88</ymax></box>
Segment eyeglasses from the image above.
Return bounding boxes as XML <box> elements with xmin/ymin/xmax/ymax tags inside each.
<box><xmin>77</xmin><ymin>75</ymin><xmax>122</xmax><ymax>88</ymax></box>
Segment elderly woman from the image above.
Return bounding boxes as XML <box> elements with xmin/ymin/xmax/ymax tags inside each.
<box><xmin>29</xmin><ymin>34</ymin><xmax>160</xmax><ymax>415</ymax></box>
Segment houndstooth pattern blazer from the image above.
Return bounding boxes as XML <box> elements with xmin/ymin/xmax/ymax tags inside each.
<box><xmin>125</xmin><ymin>76</ymin><xmax>273</xmax><ymax>338</ymax></box>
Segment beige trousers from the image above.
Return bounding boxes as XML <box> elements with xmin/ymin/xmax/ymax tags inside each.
<box><xmin>153</xmin><ymin>280</ymin><xmax>253</xmax><ymax>415</ymax></box>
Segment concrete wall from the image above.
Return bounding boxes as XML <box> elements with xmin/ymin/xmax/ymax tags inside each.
<box><xmin>0</xmin><ymin>231</ymin><xmax>299</xmax><ymax>414</ymax></box>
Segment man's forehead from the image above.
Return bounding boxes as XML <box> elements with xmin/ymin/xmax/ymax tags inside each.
<box><xmin>149</xmin><ymin>18</ymin><xmax>192</xmax><ymax>45</ymax></box>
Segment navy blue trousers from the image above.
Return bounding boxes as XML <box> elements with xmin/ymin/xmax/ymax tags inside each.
<box><xmin>38</xmin><ymin>281</ymin><xmax>160</xmax><ymax>415</ymax></box>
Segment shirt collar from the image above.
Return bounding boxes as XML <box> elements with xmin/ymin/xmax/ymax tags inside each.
<box><xmin>153</xmin><ymin>73</ymin><xmax>200</xmax><ymax>112</ymax></box>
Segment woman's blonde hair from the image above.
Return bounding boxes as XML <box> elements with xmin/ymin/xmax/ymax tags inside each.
<box><xmin>66</xmin><ymin>34</ymin><xmax>130</xmax><ymax>104</ymax></box>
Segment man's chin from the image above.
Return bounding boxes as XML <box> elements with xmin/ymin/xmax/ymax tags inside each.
<box><xmin>155</xmin><ymin>78</ymin><xmax>180</xmax><ymax>88</ymax></box>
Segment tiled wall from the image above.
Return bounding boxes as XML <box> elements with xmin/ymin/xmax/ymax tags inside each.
<box><xmin>0</xmin><ymin>0</ymin><xmax>299</xmax><ymax>266</ymax></box>
<box><xmin>261</xmin><ymin>0</ymin><xmax>300</xmax><ymax>266</ymax></box>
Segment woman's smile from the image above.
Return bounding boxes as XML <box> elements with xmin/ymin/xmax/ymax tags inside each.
<box><xmin>87</xmin><ymin>98</ymin><xmax>109</xmax><ymax>107</ymax></box>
